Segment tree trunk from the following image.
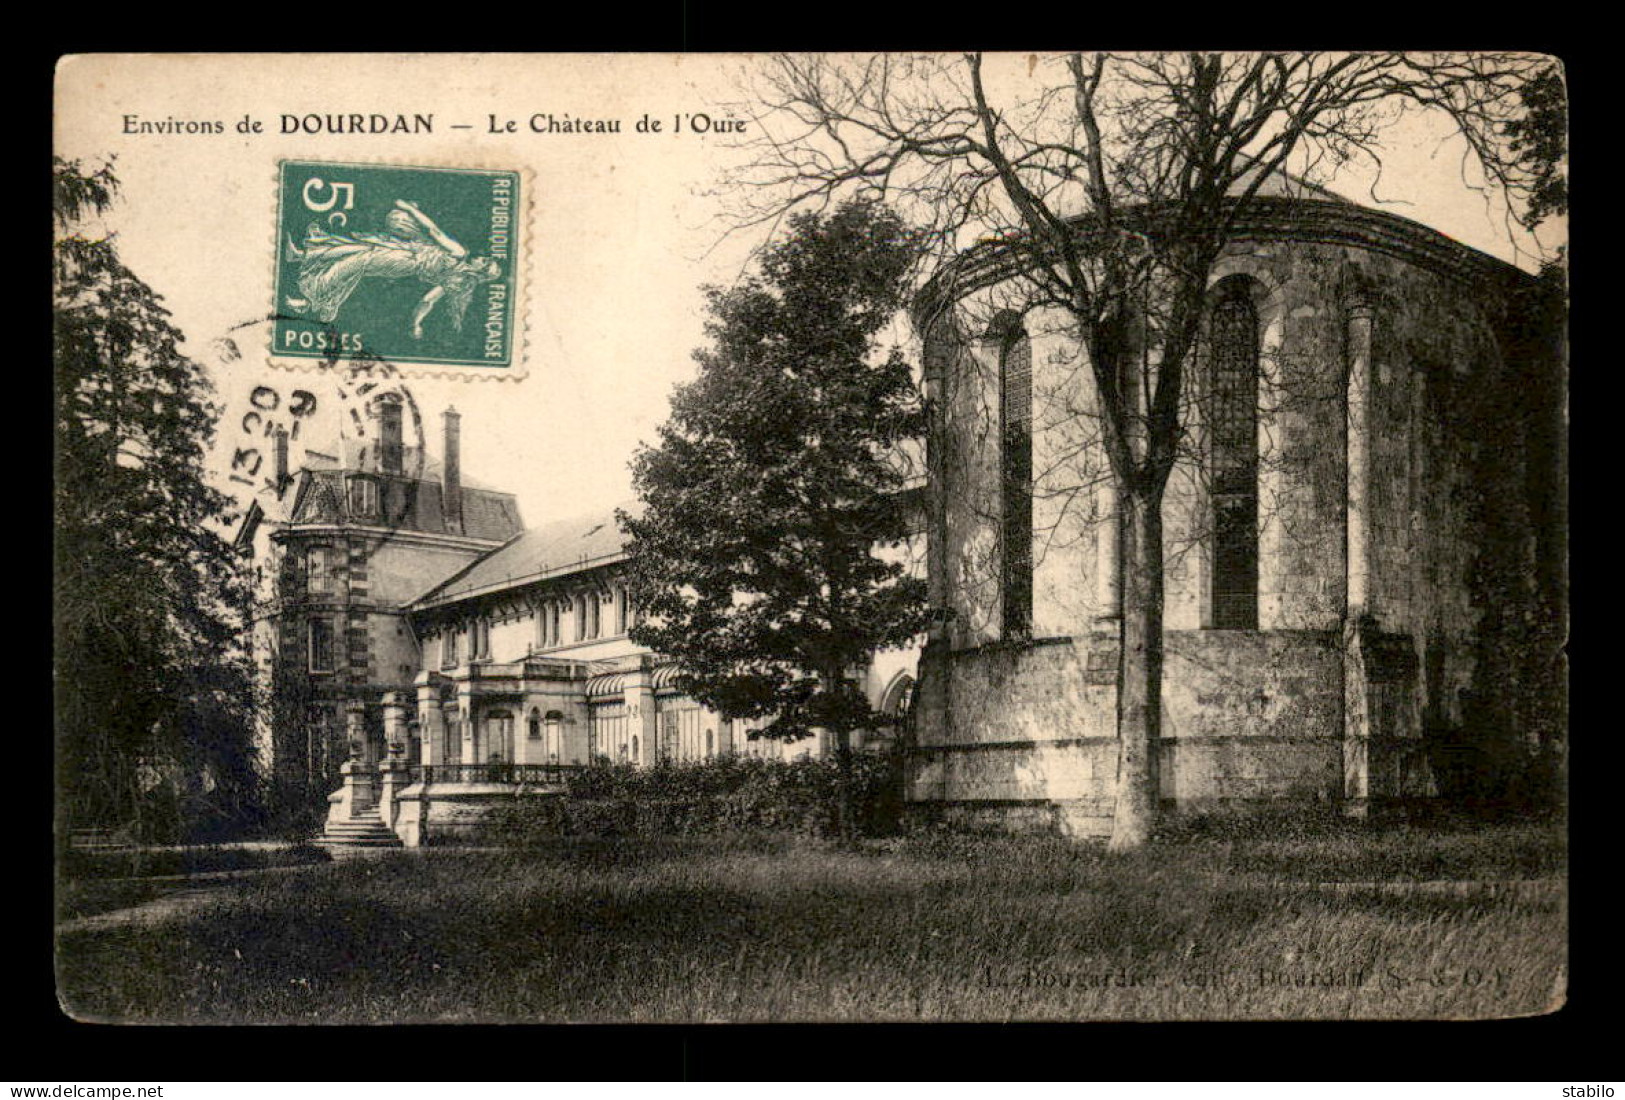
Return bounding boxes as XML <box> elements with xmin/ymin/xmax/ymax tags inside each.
<box><xmin>1109</xmin><ymin>484</ymin><xmax>1165</xmax><ymax>852</ymax></box>
<box><xmin>821</xmin><ymin>661</ymin><xmax>857</xmax><ymax>847</ymax></box>
<box><xmin>835</xmin><ymin>724</ymin><xmax>855</xmax><ymax>846</ymax></box>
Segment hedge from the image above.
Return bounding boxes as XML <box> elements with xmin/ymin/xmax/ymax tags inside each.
<box><xmin>487</xmin><ymin>753</ymin><xmax>905</xmax><ymax>843</ymax></box>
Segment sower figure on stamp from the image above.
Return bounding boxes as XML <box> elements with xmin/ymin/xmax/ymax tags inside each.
<box><xmin>284</xmin><ymin>199</ymin><xmax>500</xmax><ymax>339</ymax></box>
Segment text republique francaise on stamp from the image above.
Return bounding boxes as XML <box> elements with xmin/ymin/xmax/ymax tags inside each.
<box><xmin>271</xmin><ymin>160</ymin><xmax>523</xmax><ymax>374</ymax></box>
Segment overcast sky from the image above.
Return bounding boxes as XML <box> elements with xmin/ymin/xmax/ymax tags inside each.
<box><xmin>55</xmin><ymin>53</ymin><xmax>1564</xmax><ymax>535</ymax></box>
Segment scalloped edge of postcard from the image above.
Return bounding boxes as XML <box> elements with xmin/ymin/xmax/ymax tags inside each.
<box><xmin>263</xmin><ymin>156</ymin><xmax>533</xmax><ymax>383</ymax></box>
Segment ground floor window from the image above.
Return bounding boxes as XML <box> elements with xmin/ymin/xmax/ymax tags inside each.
<box><xmin>443</xmin><ymin>717</ymin><xmax>461</xmax><ymax>767</ymax></box>
<box><xmin>590</xmin><ymin>701</ymin><xmax>629</xmax><ymax>763</ymax></box>
<box><xmin>544</xmin><ymin>711</ymin><xmax>564</xmax><ymax>762</ymax></box>
<box><xmin>482</xmin><ymin>711</ymin><xmax>514</xmax><ymax>763</ymax></box>
<box><xmin>656</xmin><ymin>700</ymin><xmax>710</xmax><ymax>762</ymax></box>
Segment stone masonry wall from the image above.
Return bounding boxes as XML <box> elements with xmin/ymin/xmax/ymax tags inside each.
<box><xmin>908</xmin><ymin>634</ymin><xmax>1120</xmax><ymax>836</ymax></box>
<box><xmin>911</xmin><ymin>208</ymin><xmax>1549</xmax><ymax>830</ymax></box>
<box><xmin>1159</xmin><ymin>629</ymin><xmax>1343</xmax><ymax>807</ymax></box>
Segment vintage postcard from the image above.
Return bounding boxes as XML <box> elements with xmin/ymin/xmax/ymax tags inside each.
<box><xmin>53</xmin><ymin>52</ymin><xmax>1566</xmax><ymax>1025</ymax></box>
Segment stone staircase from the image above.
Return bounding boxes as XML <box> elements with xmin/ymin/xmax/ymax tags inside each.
<box><xmin>315</xmin><ymin>809</ymin><xmax>403</xmax><ymax>851</ymax></box>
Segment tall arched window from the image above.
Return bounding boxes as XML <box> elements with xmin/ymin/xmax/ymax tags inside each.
<box><xmin>528</xmin><ymin>708</ymin><xmax>542</xmax><ymax>741</ymax></box>
<box><xmin>1208</xmin><ymin>280</ymin><xmax>1260</xmax><ymax>629</ymax></box>
<box><xmin>999</xmin><ymin>322</ymin><xmax>1033</xmax><ymax>638</ymax></box>
<box><xmin>881</xmin><ymin>673</ymin><xmax>916</xmax><ymax>719</ymax></box>
<box><xmin>544</xmin><ymin>710</ymin><xmax>564</xmax><ymax>762</ymax></box>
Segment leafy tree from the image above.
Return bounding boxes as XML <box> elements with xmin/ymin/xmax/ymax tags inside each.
<box><xmin>733</xmin><ymin>52</ymin><xmax>1566</xmax><ymax>849</ymax></box>
<box><xmin>54</xmin><ymin>157</ymin><xmax>257</xmax><ymax>841</ymax></box>
<box><xmin>620</xmin><ymin>200</ymin><xmax>930</xmax><ymax>842</ymax></box>
<box><xmin>1495</xmin><ymin>64</ymin><xmax>1567</xmax><ymax>229</ymax></box>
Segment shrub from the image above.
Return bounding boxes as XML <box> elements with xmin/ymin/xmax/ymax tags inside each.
<box><xmin>490</xmin><ymin>752</ymin><xmax>904</xmax><ymax>844</ymax></box>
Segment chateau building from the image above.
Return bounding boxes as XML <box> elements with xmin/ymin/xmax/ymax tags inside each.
<box><xmin>906</xmin><ymin>178</ymin><xmax>1565</xmax><ymax>836</ymax></box>
<box><xmin>236</xmin><ymin>403</ymin><xmax>524</xmax><ymax>808</ymax></box>
<box><xmin>237</xmin><ymin>402</ymin><xmax>921</xmax><ymax>845</ymax></box>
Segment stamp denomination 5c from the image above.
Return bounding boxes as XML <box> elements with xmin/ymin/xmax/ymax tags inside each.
<box><xmin>272</xmin><ymin>160</ymin><xmax>522</xmax><ymax>373</ymax></box>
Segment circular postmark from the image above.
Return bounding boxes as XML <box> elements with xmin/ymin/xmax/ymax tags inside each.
<box><xmin>212</xmin><ymin>314</ymin><xmax>426</xmax><ymax>568</ymax></box>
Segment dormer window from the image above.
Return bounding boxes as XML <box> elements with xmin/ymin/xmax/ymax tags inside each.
<box><xmin>349</xmin><ymin>476</ymin><xmax>378</xmax><ymax>518</ymax></box>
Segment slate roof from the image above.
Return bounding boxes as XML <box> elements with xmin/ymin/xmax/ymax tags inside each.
<box><xmin>412</xmin><ymin>503</ymin><xmax>640</xmax><ymax>609</ymax></box>
<box><xmin>289</xmin><ymin>469</ymin><xmax>523</xmax><ymax>542</ymax></box>
<box><xmin>235</xmin><ymin>436</ymin><xmax>521</xmax><ymax>545</ymax></box>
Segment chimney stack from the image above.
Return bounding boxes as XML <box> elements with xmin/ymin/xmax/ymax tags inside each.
<box><xmin>378</xmin><ymin>395</ymin><xmax>404</xmax><ymax>476</ymax></box>
<box><xmin>273</xmin><ymin>427</ymin><xmax>290</xmax><ymax>497</ymax></box>
<box><xmin>442</xmin><ymin>407</ymin><xmax>463</xmax><ymax>535</ymax></box>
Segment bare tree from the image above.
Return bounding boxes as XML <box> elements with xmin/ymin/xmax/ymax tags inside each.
<box><xmin>726</xmin><ymin>51</ymin><xmax>1564</xmax><ymax>850</ymax></box>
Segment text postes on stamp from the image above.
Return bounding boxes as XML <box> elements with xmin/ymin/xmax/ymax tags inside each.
<box><xmin>272</xmin><ymin>160</ymin><xmax>521</xmax><ymax>373</ymax></box>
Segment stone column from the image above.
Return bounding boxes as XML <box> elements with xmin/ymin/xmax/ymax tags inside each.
<box><xmin>326</xmin><ymin>759</ymin><xmax>378</xmax><ymax>825</ymax></box>
<box><xmin>626</xmin><ymin>663</ymin><xmax>659</xmax><ymax>767</ymax></box>
<box><xmin>377</xmin><ymin>755</ymin><xmax>411</xmax><ymax>832</ymax></box>
<box><xmin>376</xmin><ymin>691</ymin><xmax>411</xmax><ymax>831</ymax></box>
<box><xmin>1095</xmin><ymin>479</ymin><xmax>1122</xmax><ymax>622</ymax></box>
<box><xmin>1345</xmin><ymin>300</ymin><xmax>1374</xmax><ymax>620</ymax></box>
<box><xmin>416</xmin><ymin>678</ymin><xmax>445</xmax><ymax>768</ymax></box>
<box><xmin>1342</xmin><ymin>620</ymin><xmax>1371</xmax><ymax>819</ymax></box>
<box><xmin>457</xmin><ymin>688</ymin><xmax>477</xmax><ymax>765</ymax></box>
<box><xmin>382</xmin><ymin>691</ymin><xmax>409</xmax><ymax>754</ymax></box>
<box><xmin>1342</xmin><ymin>300</ymin><xmax>1375</xmax><ymax>819</ymax></box>
<box><xmin>327</xmin><ymin>705</ymin><xmax>378</xmax><ymax>825</ymax></box>
<box><xmin>345</xmin><ymin>701</ymin><xmax>367</xmax><ymax>765</ymax></box>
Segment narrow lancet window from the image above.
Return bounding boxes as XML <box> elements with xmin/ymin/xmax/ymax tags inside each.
<box><xmin>999</xmin><ymin>325</ymin><xmax>1033</xmax><ymax>638</ymax></box>
<box><xmin>1208</xmin><ymin>282</ymin><xmax>1260</xmax><ymax>629</ymax></box>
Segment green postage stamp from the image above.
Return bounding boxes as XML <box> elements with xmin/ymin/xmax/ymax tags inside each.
<box><xmin>272</xmin><ymin>160</ymin><xmax>522</xmax><ymax>372</ymax></box>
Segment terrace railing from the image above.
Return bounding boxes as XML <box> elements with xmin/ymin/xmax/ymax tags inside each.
<box><xmin>411</xmin><ymin>763</ymin><xmax>583</xmax><ymax>786</ymax></box>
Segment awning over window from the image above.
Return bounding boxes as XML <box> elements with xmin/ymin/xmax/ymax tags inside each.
<box><xmin>585</xmin><ymin>671</ymin><xmax>628</xmax><ymax>698</ymax></box>
<box><xmin>650</xmin><ymin>663</ymin><xmax>685</xmax><ymax>693</ymax></box>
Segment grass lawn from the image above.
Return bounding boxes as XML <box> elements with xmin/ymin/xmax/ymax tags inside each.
<box><xmin>55</xmin><ymin>818</ymin><xmax>1565</xmax><ymax>1023</ymax></box>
